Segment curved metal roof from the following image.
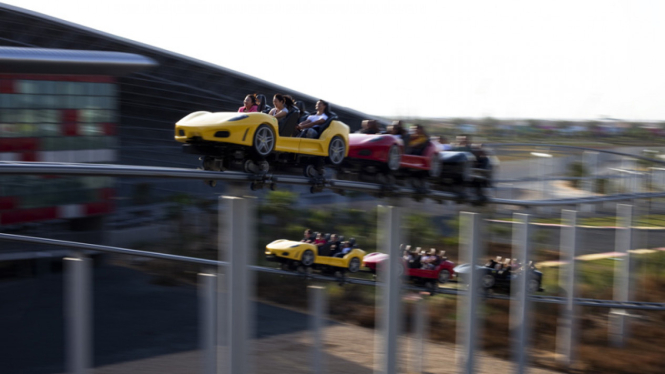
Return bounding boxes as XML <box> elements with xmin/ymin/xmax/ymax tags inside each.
<box><xmin>0</xmin><ymin>46</ymin><xmax>157</xmax><ymax>75</ymax></box>
<box><xmin>0</xmin><ymin>3</ymin><xmax>377</xmax><ymax>124</ymax></box>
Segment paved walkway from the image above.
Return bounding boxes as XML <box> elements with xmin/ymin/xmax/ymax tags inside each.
<box><xmin>77</xmin><ymin>323</ymin><xmax>559</xmax><ymax>374</ymax></box>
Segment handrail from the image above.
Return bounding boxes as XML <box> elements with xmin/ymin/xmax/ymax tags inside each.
<box><xmin>1</xmin><ymin>161</ymin><xmax>664</xmax><ymax>207</ymax></box>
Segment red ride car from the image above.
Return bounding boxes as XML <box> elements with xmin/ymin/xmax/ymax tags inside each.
<box><xmin>341</xmin><ymin>133</ymin><xmax>442</xmax><ymax>181</ymax></box>
<box><xmin>362</xmin><ymin>252</ymin><xmax>455</xmax><ymax>285</ymax></box>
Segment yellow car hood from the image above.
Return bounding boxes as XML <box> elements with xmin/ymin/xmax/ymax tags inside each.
<box><xmin>177</xmin><ymin>111</ymin><xmax>275</xmax><ymax>127</ymax></box>
<box><xmin>266</xmin><ymin>239</ymin><xmax>308</xmax><ymax>251</ymax></box>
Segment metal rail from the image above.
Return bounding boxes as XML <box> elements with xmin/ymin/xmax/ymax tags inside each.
<box><xmin>487</xmin><ymin>143</ymin><xmax>665</xmax><ymax>166</ymax></box>
<box><xmin>2</xmin><ymin>161</ymin><xmax>665</xmax><ymax>207</ymax></box>
<box><xmin>1</xmin><ymin>232</ymin><xmax>664</xmax><ymax>311</ymax></box>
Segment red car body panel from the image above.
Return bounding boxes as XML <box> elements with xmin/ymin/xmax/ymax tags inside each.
<box><xmin>347</xmin><ymin>134</ymin><xmax>401</xmax><ymax>164</ymax></box>
<box><xmin>362</xmin><ymin>252</ymin><xmax>456</xmax><ymax>280</ymax></box>
<box><xmin>347</xmin><ymin>134</ymin><xmax>440</xmax><ymax>172</ymax></box>
<box><xmin>399</xmin><ymin>142</ymin><xmax>439</xmax><ymax>171</ymax></box>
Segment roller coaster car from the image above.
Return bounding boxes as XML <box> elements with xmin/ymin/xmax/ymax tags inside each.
<box><xmin>265</xmin><ymin>239</ymin><xmax>366</xmax><ymax>274</ymax></box>
<box><xmin>453</xmin><ymin>263</ymin><xmax>543</xmax><ymax>293</ymax></box>
<box><xmin>362</xmin><ymin>252</ymin><xmax>456</xmax><ymax>284</ymax></box>
<box><xmin>340</xmin><ymin>134</ymin><xmax>486</xmax><ymax>196</ymax></box>
<box><xmin>174</xmin><ymin>111</ymin><xmax>350</xmax><ymax>177</ymax></box>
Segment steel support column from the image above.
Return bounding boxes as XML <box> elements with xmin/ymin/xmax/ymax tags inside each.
<box><xmin>199</xmin><ymin>272</ymin><xmax>216</xmax><ymax>374</ymax></box>
<box><xmin>511</xmin><ymin>213</ymin><xmax>530</xmax><ymax>374</ymax></box>
<box><xmin>457</xmin><ymin>212</ymin><xmax>482</xmax><ymax>374</ymax></box>
<box><xmin>610</xmin><ymin>204</ymin><xmax>633</xmax><ymax>347</ymax></box>
<box><xmin>219</xmin><ymin>196</ymin><xmax>255</xmax><ymax>374</ymax></box>
<box><xmin>64</xmin><ymin>252</ymin><xmax>92</xmax><ymax>374</ymax></box>
<box><xmin>375</xmin><ymin>205</ymin><xmax>402</xmax><ymax>374</ymax></box>
<box><xmin>309</xmin><ymin>285</ymin><xmax>327</xmax><ymax>374</ymax></box>
<box><xmin>556</xmin><ymin>210</ymin><xmax>578</xmax><ymax>365</ymax></box>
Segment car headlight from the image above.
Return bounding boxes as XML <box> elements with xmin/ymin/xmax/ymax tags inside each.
<box><xmin>369</xmin><ymin>136</ymin><xmax>385</xmax><ymax>142</ymax></box>
<box><xmin>289</xmin><ymin>244</ymin><xmax>300</xmax><ymax>248</ymax></box>
<box><xmin>228</xmin><ymin>115</ymin><xmax>248</xmax><ymax>121</ymax></box>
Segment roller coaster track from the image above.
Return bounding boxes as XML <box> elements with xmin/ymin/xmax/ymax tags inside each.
<box><xmin>2</xmin><ymin>161</ymin><xmax>665</xmax><ymax>206</ymax></box>
<box><xmin>1</xmin><ymin>232</ymin><xmax>664</xmax><ymax>311</ymax></box>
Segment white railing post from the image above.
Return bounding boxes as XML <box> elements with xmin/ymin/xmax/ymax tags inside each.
<box><xmin>219</xmin><ymin>195</ymin><xmax>255</xmax><ymax>374</ymax></box>
<box><xmin>411</xmin><ymin>297</ymin><xmax>428</xmax><ymax>374</ymax></box>
<box><xmin>610</xmin><ymin>204</ymin><xmax>633</xmax><ymax>347</ymax></box>
<box><xmin>375</xmin><ymin>205</ymin><xmax>402</xmax><ymax>374</ymax></box>
<box><xmin>556</xmin><ymin>210</ymin><xmax>578</xmax><ymax>365</ymax></box>
<box><xmin>64</xmin><ymin>251</ymin><xmax>92</xmax><ymax>374</ymax></box>
<box><xmin>511</xmin><ymin>213</ymin><xmax>530</xmax><ymax>374</ymax></box>
<box><xmin>199</xmin><ymin>272</ymin><xmax>216</xmax><ymax>374</ymax></box>
<box><xmin>309</xmin><ymin>285</ymin><xmax>327</xmax><ymax>374</ymax></box>
<box><xmin>457</xmin><ymin>212</ymin><xmax>482</xmax><ymax>374</ymax></box>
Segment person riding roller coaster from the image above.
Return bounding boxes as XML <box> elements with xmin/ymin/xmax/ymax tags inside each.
<box><xmin>296</xmin><ymin>99</ymin><xmax>332</xmax><ymax>139</ymax></box>
<box><xmin>357</xmin><ymin>119</ymin><xmax>381</xmax><ymax>134</ymax></box>
<box><xmin>407</xmin><ymin>124</ymin><xmax>430</xmax><ymax>156</ymax></box>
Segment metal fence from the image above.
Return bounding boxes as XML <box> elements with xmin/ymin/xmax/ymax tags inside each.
<box><xmin>1</xmin><ymin>151</ymin><xmax>665</xmax><ymax>373</ymax></box>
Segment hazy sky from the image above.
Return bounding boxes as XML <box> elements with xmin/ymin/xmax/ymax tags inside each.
<box><xmin>4</xmin><ymin>0</ymin><xmax>665</xmax><ymax>121</ymax></box>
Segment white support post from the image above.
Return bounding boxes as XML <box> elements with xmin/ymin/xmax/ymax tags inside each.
<box><xmin>511</xmin><ymin>213</ymin><xmax>531</xmax><ymax>374</ymax></box>
<box><xmin>556</xmin><ymin>210</ymin><xmax>578</xmax><ymax>366</ymax></box>
<box><xmin>610</xmin><ymin>204</ymin><xmax>633</xmax><ymax>347</ymax></box>
<box><xmin>199</xmin><ymin>272</ymin><xmax>216</xmax><ymax>374</ymax></box>
<box><xmin>457</xmin><ymin>212</ymin><xmax>482</xmax><ymax>374</ymax></box>
<box><xmin>411</xmin><ymin>297</ymin><xmax>428</xmax><ymax>374</ymax></box>
<box><xmin>219</xmin><ymin>196</ymin><xmax>255</xmax><ymax>374</ymax></box>
<box><xmin>309</xmin><ymin>285</ymin><xmax>327</xmax><ymax>374</ymax></box>
<box><xmin>374</xmin><ymin>205</ymin><xmax>402</xmax><ymax>374</ymax></box>
<box><xmin>64</xmin><ymin>252</ymin><xmax>92</xmax><ymax>374</ymax></box>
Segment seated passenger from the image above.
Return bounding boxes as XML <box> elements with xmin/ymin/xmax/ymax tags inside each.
<box><xmin>433</xmin><ymin>136</ymin><xmax>453</xmax><ymax>151</ymax></box>
<box><xmin>314</xmin><ymin>232</ymin><xmax>327</xmax><ymax>247</ymax></box>
<box><xmin>389</xmin><ymin>121</ymin><xmax>408</xmax><ymax>138</ymax></box>
<box><xmin>295</xmin><ymin>101</ymin><xmax>310</xmax><ymax>123</ymax></box>
<box><xmin>327</xmin><ymin>233</ymin><xmax>341</xmax><ymax>256</ymax></box>
<box><xmin>503</xmin><ymin>258</ymin><xmax>512</xmax><ymax>271</ymax></box>
<box><xmin>510</xmin><ymin>258</ymin><xmax>520</xmax><ymax>271</ymax></box>
<box><xmin>269</xmin><ymin>93</ymin><xmax>295</xmax><ymax>120</ymax></box>
<box><xmin>357</xmin><ymin>120</ymin><xmax>381</xmax><ymax>134</ymax></box>
<box><xmin>421</xmin><ymin>248</ymin><xmax>438</xmax><ymax>270</ymax></box>
<box><xmin>333</xmin><ymin>241</ymin><xmax>353</xmax><ymax>257</ymax></box>
<box><xmin>238</xmin><ymin>94</ymin><xmax>259</xmax><ymax>113</ymax></box>
<box><xmin>494</xmin><ymin>256</ymin><xmax>503</xmax><ymax>270</ymax></box>
<box><xmin>453</xmin><ymin>134</ymin><xmax>473</xmax><ymax>152</ymax></box>
<box><xmin>430</xmin><ymin>248</ymin><xmax>442</xmax><ymax>267</ymax></box>
<box><xmin>407</xmin><ymin>125</ymin><xmax>430</xmax><ymax>155</ymax></box>
<box><xmin>296</xmin><ymin>99</ymin><xmax>332</xmax><ymax>139</ymax></box>
<box><xmin>407</xmin><ymin>246</ymin><xmax>421</xmax><ymax>268</ymax></box>
<box><xmin>472</xmin><ymin>144</ymin><xmax>490</xmax><ymax>169</ymax></box>
<box><xmin>301</xmin><ymin>229</ymin><xmax>315</xmax><ymax>243</ymax></box>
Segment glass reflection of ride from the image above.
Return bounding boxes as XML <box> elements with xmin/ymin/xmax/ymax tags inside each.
<box><xmin>265</xmin><ymin>239</ymin><xmax>366</xmax><ymax>275</ymax></box>
<box><xmin>363</xmin><ymin>252</ymin><xmax>456</xmax><ymax>294</ymax></box>
<box><xmin>453</xmin><ymin>262</ymin><xmax>543</xmax><ymax>293</ymax></box>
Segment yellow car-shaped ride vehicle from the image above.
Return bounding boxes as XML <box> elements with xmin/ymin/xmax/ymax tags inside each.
<box><xmin>174</xmin><ymin>111</ymin><xmax>349</xmax><ymax>178</ymax></box>
<box><xmin>266</xmin><ymin>239</ymin><xmax>366</xmax><ymax>274</ymax></box>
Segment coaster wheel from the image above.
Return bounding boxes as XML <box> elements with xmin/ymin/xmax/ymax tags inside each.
<box><xmin>387</xmin><ymin>145</ymin><xmax>402</xmax><ymax>171</ymax></box>
<box><xmin>252</xmin><ymin>124</ymin><xmax>275</xmax><ymax>157</ymax></box>
<box><xmin>327</xmin><ymin>137</ymin><xmax>346</xmax><ymax>166</ymax></box>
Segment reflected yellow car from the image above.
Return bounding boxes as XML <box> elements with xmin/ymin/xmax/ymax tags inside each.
<box><xmin>174</xmin><ymin>111</ymin><xmax>349</xmax><ymax>171</ymax></box>
<box><xmin>265</xmin><ymin>239</ymin><xmax>365</xmax><ymax>273</ymax></box>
